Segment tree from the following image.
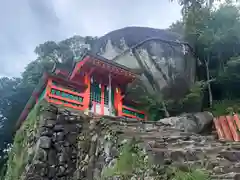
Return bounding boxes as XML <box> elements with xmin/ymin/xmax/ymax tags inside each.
<box><xmin>34</xmin><ymin>36</ymin><xmax>92</xmax><ymax>71</ymax></box>
<box><xmin>216</xmin><ymin>56</ymin><xmax>240</xmax><ymax>99</ymax></box>
<box><xmin>0</xmin><ymin>35</ymin><xmax>97</xmax><ymax>175</ymax></box>
<box><xmin>173</xmin><ymin>0</ymin><xmax>214</xmax><ymax>107</ymax></box>
<box><xmin>168</xmin><ymin>20</ymin><xmax>184</xmax><ymax>35</ymax></box>
<box><xmin>0</xmin><ymin>78</ymin><xmax>31</xmax><ymax>159</ymax></box>
<box><xmin>170</xmin><ymin>0</ymin><xmax>240</xmax><ymax>107</ymax></box>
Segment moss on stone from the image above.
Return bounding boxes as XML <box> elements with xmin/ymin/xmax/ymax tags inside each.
<box><xmin>101</xmin><ymin>138</ymin><xmax>148</xmax><ymax>179</ymax></box>
<box><xmin>101</xmin><ymin>138</ymin><xmax>210</xmax><ymax>180</ymax></box>
<box><xmin>4</xmin><ymin>101</ymin><xmax>45</xmax><ymax>180</ymax></box>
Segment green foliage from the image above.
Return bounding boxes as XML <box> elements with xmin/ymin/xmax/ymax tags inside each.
<box><xmin>168</xmin><ymin>20</ymin><xmax>184</xmax><ymax>36</ymax></box>
<box><xmin>4</xmin><ymin>101</ymin><xmax>42</xmax><ymax>180</ymax></box>
<box><xmin>164</xmin><ymin>81</ymin><xmax>204</xmax><ymax>116</ymax></box>
<box><xmin>0</xmin><ymin>157</ymin><xmax>8</xmax><ymax>180</ymax></box>
<box><xmin>0</xmin><ymin>35</ymin><xmax>97</xmax><ymax>174</ymax></box>
<box><xmin>209</xmin><ymin>99</ymin><xmax>240</xmax><ymax>116</ymax></box>
<box><xmin>215</xmin><ymin>56</ymin><xmax>240</xmax><ymax>99</ymax></box>
<box><xmin>0</xmin><ymin>77</ymin><xmax>32</xmax><ymax>159</ymax></box>
<box><xmin>34</xmin><ymin>36</ymin><xmax>89</xmax><ymax>66</ymax></box>
<box><xmin>139</xmin><ymin>93</ymin><xmax>166</xmax><ymax>121</ymax></box>
<box><xmin>178</xmin><ymin>81</ymin><xmax>205</xmax><ymax>110</ymax></box>
<box><xmin>172</xmin><ymin>167</ymin><xmax>210</xmax><ymax>180</ymax></box>
<box><xmin>101</xmin><ymin>139</ymin><xmax>147</xmax><ymax>179</ymax></box>
<box><xmin>136</xmin><ymin>81</ymin><xmax>205</xmax><ymax>120</ymax></box>
<box><xmin>170</xmin><ymin>0</ymin><xmax>240</xmax><ymax>116</ymax></box>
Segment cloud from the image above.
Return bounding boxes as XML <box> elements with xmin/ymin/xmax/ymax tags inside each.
<box><xmin>0</xmin><ymin>0</ymin><xmax>181</xmax><ymax>77</ymax></box>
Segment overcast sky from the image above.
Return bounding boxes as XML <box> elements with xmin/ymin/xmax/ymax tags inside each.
<box><xmin>0</xmin><ymin>0</ymin><xmax>181</xmax><ymax>77</ymax></box>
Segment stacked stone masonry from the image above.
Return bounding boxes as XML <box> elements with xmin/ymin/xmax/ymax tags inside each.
<box><xmin>18</xmin><ymin>104</ymin><xmax>240</xmax><ymax>180</ymax></box>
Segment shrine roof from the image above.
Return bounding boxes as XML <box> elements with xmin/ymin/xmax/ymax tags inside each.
<box><xmin>75</xmin><ymin>51</ymin><xmax>137</xmax><ymax>74</ymax></box>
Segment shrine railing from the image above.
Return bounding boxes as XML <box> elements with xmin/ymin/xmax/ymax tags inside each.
<box><xmin>214</xmin><ymin>114</ymin><xmax>240</xmax><ymax>142</ymax></box>
<box><xmin>122</xmin><ymin>105</ymin><xmax>146</xmax><ymax>120</ymax></box>
<box><xmin>47</xmin><ymin>83</ymin><xmax>85</xmax><ymax>110</ymax></box>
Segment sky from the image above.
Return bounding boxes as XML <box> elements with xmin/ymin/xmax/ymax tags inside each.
<box><xmin>0</xmin><ymin>0</ymin><xmax>181</xmax><ymax>77</ymax></box>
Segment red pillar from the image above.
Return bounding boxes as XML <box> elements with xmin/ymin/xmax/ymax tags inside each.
<box><xmin>101</xmin><ymin>85</ymin><xmax>105</xmax><ymax>115</ymax></box>
<box><xmin>83</xmin><ymin>75</ymin><xmax>90</xmax><ymax>110</ymax></box>
<box><xmin>45</xmin><ymin>79</ymin><xmax>53</xmax><ymax>101</ymax></box>
<box><xmin>115</xmin><ymin>87</ymin><xmax>122</xmax><ymax>116</ymax></box>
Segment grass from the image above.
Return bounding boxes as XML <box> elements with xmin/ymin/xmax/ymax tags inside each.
<box><xmin>172</xmin><ymin>167</ymin><xmax>210</xmax><ymax>180</ymax></box>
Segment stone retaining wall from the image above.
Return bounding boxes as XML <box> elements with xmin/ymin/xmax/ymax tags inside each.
<box><xmin>22</xmin><ymin>104</ymin><xmax>87</xmax><ymax>180</ymax></box>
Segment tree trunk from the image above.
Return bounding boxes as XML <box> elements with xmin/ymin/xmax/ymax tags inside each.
<box><xmin>205</xmin><ymin>55</ymin><xmax>213</xmax><ymax>108</ymax></box>
<box><xmin>161</xmin><ymin>101</ymin><xmax>170</xmax><ymax>117</ymax></box>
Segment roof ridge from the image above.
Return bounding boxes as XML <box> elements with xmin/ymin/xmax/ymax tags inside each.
<box><xmin>75</xmin><ymin>50</ymin><xmax>138</xmax><ymax>75</ymax></box>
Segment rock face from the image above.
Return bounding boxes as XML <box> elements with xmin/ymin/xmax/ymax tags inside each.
<box><xmin>5</xmin><ymin>102</ymin><xmax>240</xmax><ymax>180</ymax></box>
<box><xmin>92</xmin><ymin>27</ymin><xmax>196</xmax><ymax>99</ymax></box>
<box><xmin>159</xmin><ymin>111</ymin><xmax>214</xmax><ymax>133</ymax></box>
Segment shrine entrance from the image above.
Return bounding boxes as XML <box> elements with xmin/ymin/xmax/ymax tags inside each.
<box><xmin>89</xmin><ymin>82</ymin><xmax>115</xmax><ymax>116</ymax></box>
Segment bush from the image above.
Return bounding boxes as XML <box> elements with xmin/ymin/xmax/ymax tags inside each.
<box><xmin>138</xmin><ymin>81</ymin><xmax>205</xmax><ymax>120</ymax></box>
<box><xmin>209</xmin><ymin>99</ymin><xmax>240</xmax><ymax>116</ymax></box>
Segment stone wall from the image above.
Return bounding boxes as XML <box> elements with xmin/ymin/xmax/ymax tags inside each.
<box><xmin>5</xmin><ymin>102</ymin><xmax>91</xmax><ymax>180</ymax></box>
<box><xmin>20</xmin><ymin>104</ymin><xmax>88</xmax><ymax>180</ymax></box>
<box><xmin>5</xmin><ymin>103</ymin><xmax>240</xmax><ymax>180</ymax></box>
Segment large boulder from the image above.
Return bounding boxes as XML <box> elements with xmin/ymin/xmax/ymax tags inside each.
<box><xmin>159</xmin><ymin>111</ymin><xmax>214</xmax><ymax>133</ymax></box>
<box><xmin>92</xmin><ymin>26</ymin><xmax>197</xmax><ymax>101</ymax></box>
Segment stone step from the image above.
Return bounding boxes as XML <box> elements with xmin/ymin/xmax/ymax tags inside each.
<box><xmin>118</xmin><ymin>134</ymin><xmax>217</xmax><ymax>147</ymax></box>
<box><xmin>146</xmin><ymin>146</ymin><xmax>240</xmax><ymax>163</ymax></box>
<box><xmin>164</xmin><ymin>161</ymin><xmax>240</xmax><ymax>178</ymax></box>
<box><xmin>119</xmin><ymin>128</ymin><xmax>182</xmax><ymax>134</ymax></box>
<box><xmin>143</xmin><ymin>136</ymin><xmax>227</xmax><ymax>146</ymax></box>
<box><xmin>210</xmin><ymin>172</ymin><xmax>240</xmax><ymax>180</ymax></box>
<box><xmin>201</xmin><ymin>135</ymin><xmax>218</xmax><ymax>140</ymax></box>
<box><xmin>147</xmin><ymin>147</ymin><xmax>204</xmax><ymax>162</ymax></box>
<box><xmin>119</xmin><ymin>133</ymin><xmax>229</xmax><ymax>149</ymax></box>
<box><xmin>212</xmin><ymin>165</ymin><xmax>240</xmax><ymax>175</ymax></box>
<box><xmin>170</xmin><ymin>160</ymin><xmax>240</xmax><ymax>174</ymax></box>
<box><xmin>206</xmin><ymin>159</ymin><xmax>234</xmax><ymax>169</ymax></box>
<box><xmin>228</xmin><ymin>143</ymin><xmax>240</xmax><ymax>150</ymax></box>
<box><xmin>145</xmin><ymin>140</ymin><xmax>209</xmax><ymax>149</ymax></box>
<box><xmin>218</xmin><ymin>151</ymin><xmax>240</xmax><ymax>162</ymax></box>
<box><xmin>99</xmin><ymin>118</ymin><xmax>240</xmax><ymax>179</ymax></box>
<box><xmin>168</xmin><ymin>140</ymin><xmax>224</xmax><ymax>148</ymax></box>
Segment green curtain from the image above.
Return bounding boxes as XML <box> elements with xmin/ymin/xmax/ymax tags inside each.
<box><xmin>104</xmin><ymin>86</ymin><xmax>114</xmax><ymax>105</ymax></box>
<box><xmin>90</xmin><ymin>82</ymin><xmax>101</xmax><ymax>103</ymax></box>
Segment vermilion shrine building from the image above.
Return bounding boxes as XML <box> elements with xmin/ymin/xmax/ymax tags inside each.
<box><xmin>17</xmin><ymin>52</ymin><xmax>146</xmax><ymax>128</ymax></box>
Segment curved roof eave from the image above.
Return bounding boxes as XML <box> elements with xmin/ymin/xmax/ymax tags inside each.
<box><xmin>71</xmin><ymin>50</ymin><xmax>139</xmax><ymax>76</ymax></box>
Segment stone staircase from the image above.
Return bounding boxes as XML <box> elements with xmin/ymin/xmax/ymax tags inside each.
<box><xmin>96</xmin><ymin>117</ymin><xmax>240</xmax><ymax>179</ymax></box>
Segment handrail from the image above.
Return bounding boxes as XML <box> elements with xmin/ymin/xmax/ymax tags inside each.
<box><xmin>47</xmin><ymin>98</ymin><xmax>83</xmax><ymax>111</ymax></box>
<box><xmin>122</xmin><ymin>105</ymin><xmax>145</xmax><ymax>114</ymax></box>
<box><xmin>48</xmin><ymin>94</ymin><xmax>83</xmax><ymax>105</ymax></box>
<box><xmin>122</xmin><ymin>113</ymin><xmax>144</xmax><ymax>120</ymax></box>
<box><xmin>48</xmin><ymin>84</ymin><xmax>84</xmax><ymax>106</ymax></box>
<box><xmin>51</xmin><ymin>85</ymin><xmax>83</xmax><ymax>97</ymax></box>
